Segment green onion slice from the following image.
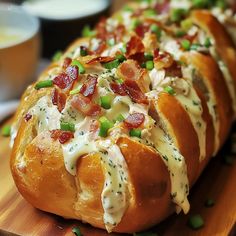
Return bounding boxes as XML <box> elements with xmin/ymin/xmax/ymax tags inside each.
<box><xmin>116</xmin><ymin>114</ymin><xmax>125</xmax><ymax>122</ymax></box>
<box><xmin>103</xmin><ymin>59</ymin><xmax>121</xmax><ymax>70</ymax></box>
<box><xmin>116</xmin><ymin>54</ymin><xmax>126</xmax><ymax>62</ymax></box>
<box><xmin>99</xmin><ymin>116</ymin><xmax>114</xmax><ymax>137</ymax></box>
<box><xmin>164</xmin><ymin>86</ymin><xmax>175</xmax><ymax>95</ymax></box>
<box><xmin>72</xmin><ymin>227</ymin><xmax>82</xmax><ymax>236</ymax></box>
<box><xmin>129</xmin><ymin>129</ymin><xmax>142</xmax><ymax>138</ymax></box>
<box><xmin>60</xmin><ymin>122</ymin><xmax>75</xmax><ymax>132</ymax></box>
<box><xmin>150</xmin><ymin>24</ymin><xmax>162</xmax><ymax>40</ymax></box>
<box><xmin>1</xmin><ymin>125</ymin><xmax>11</xmax><ymax>137</ymax></box>
<box><xmin>100</xmin><ymin>95</ymin><xmax>112</xmax><ymax>109</ymax></box>
<box><xmin>204</xmin><ymin>38</ymin><xmax>212</xmax><ymax>48</ymax></box>
<box><xmin>146</xmin><ymin>60</ymin><xmax>154</xmax><ymax>70</ymax></box>
<box><xmin>82</xmin><ymin>25</ymin><xmax>96</xmax><ymax>37</ymax></box>
<box><xmin>80</xmin><ymin>47</ymin><xmax>88</xmax><ymax>57</ymax></box>
<box><xmin>181</xmin><ymin>39</ymin><xmax>191</xmax><ymax>51</ymax></box>
<box><xmin>144</xmin><ymin>53</ymin><xmax>154</xmax><ymax>61</ymax></box>
<box><xmin>52</xmin><ymin>51</ymin><xmax>62</xmax><ymax>62</ymax></box>
<box><xmin>71</xmin><ymin>60</ymin><xmax>85</xmax><ymax>74</ymax></box>
<box><xmin>188</xmin><ymin>214</ymin><xmax>204</xmax><ymax>230</ymax></box>
<box><xmin>35</xmin><ymin>80</ymin><xmax>53</xmax><ymax>90</ymax></box>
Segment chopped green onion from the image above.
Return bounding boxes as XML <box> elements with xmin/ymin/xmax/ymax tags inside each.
<box><xmin>181</xmin><ymin>19</ymin><xmax>193</xmax><ymax>31</ymax></box>
<box><xmin>116</xmin><ymin>114</ymin><xmax>125</xmax><ymax>122</ymax></box>
<box><xmin>190</xmin><ymin>43</ymin><xmax>201</xmax><ymax>51</ymax></box>
<box><xmin>192</xmin><ymin>0</ymin><xmax>208</xmax><ymax>8</ymax></box>
<box><xmin>123</xmin><ymin>5</ymin><xmax>134</xmax><ymax>12</ymax></box>
<box><xmin>181</xmin><ymin>39</ymin><xmax>191</xmax><ymax>51</ymax></box>
<box><xmin>129</xmin><ymin>129</ymin><xmax>142</xmax><ymax>138</ymax></box>
<box><xmin>143</xmin><ymin>9</ymin><xmax>156</xmax><ymax>17</ymax></box>
<box><xmin>82</xmin><ymin>25</ymin><xmax>96</xmax><ymax>37</ymax></box>
<box><xmin>164</xmin><ymin>86</ymin><xmax>175</xmax><ymax>95</ymax></box>
<box><xmin>72</xmin><ymin>227</ymin><xmax>82</xmax><ymax>236</ymax></box>
<box><xmin>146</xmin><ymin>60</ymin><xmax>154</xmax><ymax>70</ymax></box>
<box><xmin>130</xmin><ymin>18</ymin><xmax>141</xmax><ymax>30</ymax></box>
<box><xmin>216</xmin><ymin>0</ymin><xmax>227</xmax><ymax>9</ymax></box>
<box><xmin>80</xmin><ymin>47</ymin><xmax>87</xmax><ymax>57</ymax></box>
<box><xmin>141</xmin><ymin>62</ymin><xmax>146</xmax><ymax>68</ymax></box>
<box><xmin>70</xmin><ymin>87</ymin><xmax>81</xmax><ymax>95</ymax></box>
<box><xmin>144</xmin><ymin>53</ymin><xmax>154</xmax><ymax>61</ymax></box>
<box><xmin>35</xmin><ymin>80</ymin><xmax>53</xmax><ymax>90</ymax></box>
<box><xmin>116</xmin><ymin>54</ymin><xmax>126</xmax><ymax>62</ymax></box>
<box><xmin>1</xmin><ymin>125</ymin><xmax>11</xmax><ymax>137</ymax></box>
<box><xmin>116</xmin><ymin>78</ymin><xmax>124</xmax><ymax>84</ymax></box>
<box><xmin>103</xmin><ymin>59</ymin><xmax>120</xmax><ymax>70</ymax></box>
<box><xmin>120</xmin><ymin>45</ymin><xmax>127</xmax><ymax>54</ymax></box>
<box><xmin>60</xmin><ymin>122</ymin><xmax>75</xmax><ymax>132</ymax></box>
<box><xmin>175</xmin><ymin>30</ymin><xmax>186</xmax><ymax>38</ymax></box>
<box><xmin>99</xmin><ymin>117</ymin><xmax>114</xmax><ymax>137</ymax></box>
<box><xmin>204</xmin><ymin>198</ymin><xmax>215</xmax><ymax>207</ymax></box>
<box><xmin>100</xmin><ymin>95</ymin><xmax>112</xmax><ymax>109</ymax></box>
<box><xmin>71</xmin><ymin>60</ymin><xmax>85</xmax><ymax>74</ymax></box>
<box><xmin>52</xmin><ymin>51</ymin><xmax>62</xmax><ymax>62</ymax></box>
<box><xmin>150</xmin><ymin>24</ymin><xmax>162</xmax><ymax>40</ymax></box>
<box><xmin>204</xmin><ymin>38</ymin><xmax>212</xmax><ymax>48</ymax></box>
<box><xmin>188</xmin><ymin>214</ymin><xmax>204</xmax><ymax>230</ymax></box>
<box><xmin>170</xmin><ymin>8</ymin><xmax>187</xmax><ymax>23</ymax></box>
<box><xmin>107</xmin><ymin>38</ymin><xmax>115</xmax><ymax>46</ymax></box>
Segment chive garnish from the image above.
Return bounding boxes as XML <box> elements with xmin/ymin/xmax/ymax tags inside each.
<box><xmin>103</xmin><ymin>59</ymin><xmax>120</xmax><ymax>70</ymax></box>
<box><xmin>181</xmin><ymin>39</ymin><xmax>191</xmax><ymax>51</ymax></box>
<box><xmin>99</xmin><ymin>116</ymin><xmax>114</xmax><ymax>137</ymax></box>
<box><xmin>188</xmin><ymin>214</ymin><xmax>204</xmax><ymax>230</ymax></box>
<box><xmin>35</xmin><ymin>80</ymin><xmax>53</xmax><ymax>90</ymax></box>
<box><xmin>164</xmin><ymin>86</ymin><xmax>175</xmax><ymax>95</ymax></box>
<box><xmin>116</xmin><ymin>114</ymin><xmax>125</xmax><ymax>122</ymax></box>
<box><xmin>144</xmin><ymin>53</ymin><xmax>154</xmax><ymax>61</ymax></box>
<box><xmin>71</xmin><ymin>60</ymin><xmax>85</xmax><ymax>74</ymax></box>
<box><xmin>146</xmin><ymin>60</ymin><xmax>154</xmax><ymax>70</ymax></box>
<box><xmin>60</xmin><ymin>122</ymin><xmax>75</xmax><ymax>132</ymax></box>
<box><xmin>116</xmin><ymin>54</ymin><xmax>126</xmax><ymax>62</ymax></box>
<box><xmin>1</xmin><ymin>125</ymin><xmax>11</xmax><ymax>137</ymax></box>
<box><xmin>150</xmin><ymin>24</ymin><xmax>162</xmax><ymax>40</ymax></box>
<box><xmin>52</xmin><ymin>51</ymin><xmax>62</xmax><ymax>62</ymax></box>
<box><xmin>204</xmin><ymin>38</ymin><xmax>212</xmax><ymax>48</ymax></box>
<box><xmin>72</xmin><ymin>227</ymin><xmax>82</xmax><ymax>236</ymax></box>
<box><xmin>100</xmin><ymin>95</ymin><xmax>112</xmax><ymax>109</ymax></box>
<box><xmin>82</xmin><ymin>25</ymin><xmax>96</xmax><ymax>37</ymax></box>
<box><xmin>80</xmin><ymin>46</ymin><xmax>88</xmax><ymax>57</ymax></box>
<box><xmin>130</xmin><ymin>129</ymin><xmax>142</xmax><ymax>138</ymax></box>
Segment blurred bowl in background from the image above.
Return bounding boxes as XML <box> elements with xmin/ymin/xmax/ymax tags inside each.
<box><xmin>21</xmin><ymin>0</ymin><xmax>112</xmax><ymax>58</ymax></box>
<box><xmin>0</xmin><ymin>3</ymin><xmax>40</xmax><ymax>102</ymax></box>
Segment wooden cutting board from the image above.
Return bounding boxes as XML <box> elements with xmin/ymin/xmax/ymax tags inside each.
<box><xmin>0</xmin><ymin>117</ymin><xmax>236</xmax><ymax>236</ymax></box>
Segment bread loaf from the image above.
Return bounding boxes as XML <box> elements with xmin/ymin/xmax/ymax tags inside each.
<box><xmin>10</xmin><ymin>0</ymin><xmax>236</xmax><ymax>233</ymax></box>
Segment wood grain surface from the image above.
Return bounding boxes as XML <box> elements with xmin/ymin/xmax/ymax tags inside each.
<box><xmin>0</xmin><ymin>0</ymin><xmax>236</xmax><ymax>235</ymax></box>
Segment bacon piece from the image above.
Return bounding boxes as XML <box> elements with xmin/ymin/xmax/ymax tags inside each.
<box><xmin>52</xmin><ymin>88</ymin><xmax>67</xmax><ymax>112</ymax></box>
<box><xmin>51</xmin><ymin>130</ymin><xmax>74</xmax><ymax>144</ymax></box>
<box><xmin>66</xmin><ymin>65</ymin><xmax>78</xmax><ymax>81</ymax></box>
<box><xmin>86</xmin><ymin>56</ymin><xmax>115</xmax><ymax>65</ymax></box>
<box><xmin>94</xmin><ymin>41</ymin><xmax>107</xmax><ymax>55</ymax></box>
<box><xmin>53</xmin><ymin>69</ymin><xmax>77</xmax><ymax>90</ymax></box>
<box><xmin>95</xmin><ymin>17</ymin><xmax>107</xmax><ymax>40</ymax></box>
<box><xmin>71</xmin><ymin>93</ymin><xmax>101</xmax><ymax>116</ymax></box>
<box><xmin>110</xmin><ymin>82</ymin><xmax>127</xmax><ymax>96</ymax></box>
<box><xmin>24</xmin><ymin>113</ymin><xmax>32</xmax><ymax>122</ymax></box>
<box><xmin>182</xmin><ymin>32</ymin><xmax>198</xmax><ymax>43</ymax></box>
<box><xmin>166</xmin><ymin>61</ymin><xmax>183</xmax><ymax>78</ymax></box>
<box><xmin>124</xmin><ymin>113</ymin><xmax>145</xmax><ymax>129</ymax></box>
<box><xmin>115</xmin><ymin>24</ymin><xmax>126</xmax><ymax>42</ymax></box>
<box><xmin>80</xmin><ymin>74</ymin><xmax>98</xmax><ymax>98</ymax></box>
<box><xmin>122</xmin><ymin>80</ymin><xmax>148</xmax><ymax>104</ymax></box>
<box><xmin>154</xmin><ymin>0</ymin><xmax>170</xmax><ymax>14</ymax></box>
<box><xmin>126</xmin><ymin>36</ymin><xmax>145</xmax><ymax>62</ymax></box>
<box><xmin>62</xmin><ymin>57</ymin><xmax>72</xmax><ymax>69</ymax></box>
<box><xmin>118</xmin><ymin>60</ymin><xmax>141</xmax><ymax>81</ymax></box>
<box><xmin>154</xmin><ymin>50</ymin><xmax>174</xmax><ymax>69</ymax></box>
<box><xmin>135</xmin><ymin>24</ymin><xmax>150</xmax><ymax>38</ymax></box>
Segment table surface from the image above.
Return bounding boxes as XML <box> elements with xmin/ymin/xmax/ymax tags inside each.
<box><xmin>0</xmin><ymin>0</ymin><xmax>236</xmax><ymax>235</ymax></box>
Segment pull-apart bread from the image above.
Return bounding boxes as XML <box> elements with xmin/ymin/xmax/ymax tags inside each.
<box><xmin>10</xmin><ymin>0</ymin><xmax>236</xmax><ymax>233</ymax></box>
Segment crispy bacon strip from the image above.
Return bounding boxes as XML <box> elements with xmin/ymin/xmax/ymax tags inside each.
<box><xmin>118</xmin><ymin>60</ymin><xmax>142</xmax><ymax>81</ymax></box>
<box><xmin>135</xmin><ymin>24</ymin><xmax>150</xmax><ymax>38</ymax></box>
<box><xmin>80</xmin><ymin>75</ymin><xmax>98</xmax><ymax>98</ymax></box>
<box><xmin>86</xmin><ymin>56</ymin><xmax>115</xmax><ymax>65</ymax></box>
<box><xmin>122</xmin><ymin>80</ymin><xmax>148</xmax><ymax>104</ymax></box>
<box><xmin>166</xmin><ymin>61</ymin><xmax>183</xmax><ymax>78</ymax></box>
<box><xmin>62</xmin><ymin>57</ymin><xmax>72</xmax><ymax>69</ymax></box>
<box><xmin>154</xmin><ymin>50</ymin><xmax>174</xmax><ymax>70</ymax></box>
<box><xmin>126</xmin><ymin>36</ymin><xmax>145</xmax><ymax>62</ymax></box>
<box><xmin>110</xmin><ymin>82</ymin><xmax>127</xmax><ymax>96</ymax></box>
<box><xmin>124</xmin><ymin>113</ymin><xmax>145</xmax><ymax>129</ymax></box>
<box><xmin>154</xmin><ymin>0</ymin><xmax>170</xmax><ymax>14</ymax></box>
<box><xmin>51</xmin><ymin>130</ymin><xmax>74</xmax><ymax>144</ymax></box>
<box><xmin>66</xmin><ymin>65</ymin><xmax>78</xmax><ymax>81</ymax></box>
<box><xmin>71</xmin><ymin>93</ymin><xmax>101</xmax><ymax>116</ymax></box>
<box><xmin>52</xmin><ymin>88</ymin><xmax>67</xmax><ymax>112</ymax></box>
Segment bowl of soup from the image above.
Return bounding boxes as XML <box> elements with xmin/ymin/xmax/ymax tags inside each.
<box><xmin>0</xmin><ymin>3</ymin><xmax>40</xmax><ymax>101</ymax></box>
<box><xmin>21</xmin><ymin>0</ymin><xmax>112</xmax><ymax>58</ymax></box>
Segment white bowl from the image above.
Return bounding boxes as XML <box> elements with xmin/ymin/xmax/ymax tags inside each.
<box><xmin>0</xmin><ymin>3</ymin><xmax>40</xmax><ymax>101</ymax></box>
